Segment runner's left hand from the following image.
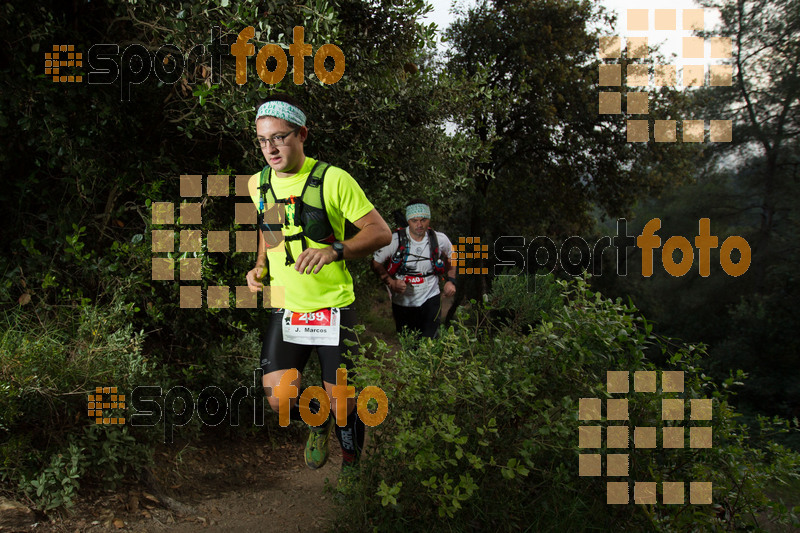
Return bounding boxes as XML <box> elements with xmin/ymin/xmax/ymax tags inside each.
<box><xmin>443</xmin><ymin>280</ymin><xmax>456</xmax><ymax>297</ymax></box>
<box><xmin>295</xmin><ymin>247</ymin><xmax>336</xmax><ymax>274</ymax></box>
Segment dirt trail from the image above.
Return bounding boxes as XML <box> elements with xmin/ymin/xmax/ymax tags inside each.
<box><xmin>38</xmin><ymin>434</ymin><xmax>343</xmax><ymax>533</ymax></box>
<box><xmin>36</xmin><ymin>304</ymin><xmax>403</xmax><ymax>533</ymax></box>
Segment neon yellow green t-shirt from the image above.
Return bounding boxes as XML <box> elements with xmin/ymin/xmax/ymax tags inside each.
<box><xmin>247</xmin><ymin>157</ymin><xmax>374</xmax><ymax>312</ymax></box>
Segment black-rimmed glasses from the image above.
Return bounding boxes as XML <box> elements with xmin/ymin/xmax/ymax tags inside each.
<box><xmin>256</xmin><ymin>127</ymin><xmax>300</xmax><ymax>148</ymax></box>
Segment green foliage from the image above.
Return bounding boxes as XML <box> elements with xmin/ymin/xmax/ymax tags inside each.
<box><xmin>79</xmin><ymin>424</ymin><xmax>153</xmax><ymax>490</ymax></box>
<box><xmin>16</xmin><ymin>425</ymin><xmax>153</xmax><ymax>512</ymax></box>
<box><xmin>0</xmin><ymin>0</ymin><xmax>455</xmax><ymax>379</ymax></box>
<box><xmin>602</xmin><ymin>5</ymin><xmax>800</xmax><ymax>418</ymax></box>
<box><xmin>444</xmin><ymin>0</ymin><xmax>701</xmax><ymax>244</ymax></box>
<box><xmin>0</xmin><ymin>0</ymin><xmax>459</xmax><ymax>512</ymax></box>
<box><xmin>0</xmin><ymin>299</ymin><xmax>151</xmax><ymax>433</ymax></box>
<box><xmin>488</xmin><ymin>273</ymin><xmax>562</xmax><ymax>329</ymax></box>
<box><xmin>605</xmin><ymin>0</ymin><xmax>800</xmax><ymax>423</ymax></box>
<box><xmin>0</xmin><ymin>299</ymin><xmax>159</xmax><ymax>509</ymax></box>
<box><xmin>335</xmin><ymin>275</ymin><xmax>800</xmax><ymax>531</ymax></box>
<box><xmin>19</xmin><ymin>443</ymin><xmax>83</xmax><ymax>512</ymax></box>
<box><xmin>3</xmin><ymin>0</ymin><xmax>793</xmax><ymax>524</ymax></box>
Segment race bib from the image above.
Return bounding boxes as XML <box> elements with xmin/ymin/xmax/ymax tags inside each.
<box><xmin>403</xmin><ymin>275</ymin><xmax>424</xmax><ymax>285</ymax></box>
<box><xmin>282</xmin><ymin>308</ymin><xmax>340</xmax><ymax>346</ymax></box>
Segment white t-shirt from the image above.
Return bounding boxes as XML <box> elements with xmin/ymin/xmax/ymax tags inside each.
<box><xmin>373</xmin><ymin>228</ymin><xmax>453</xmax><ymax>308</ymax></box>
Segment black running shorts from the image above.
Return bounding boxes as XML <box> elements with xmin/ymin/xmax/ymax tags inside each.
<box><xmin>259</xmin><ymin>307</ymin><xmax>359</xmax><ymax>384</ymax></box>
<box><xmin>391</xmin><ymin>294</ymin><xmax>441</xmax><ymax>339</ymax></box>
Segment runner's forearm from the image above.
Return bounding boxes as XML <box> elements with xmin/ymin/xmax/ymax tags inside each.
<box><xmin>255</xmin><ymin>228</ymin><xmax>267</xmax><ymax>268</ymax></box>
<box><xmin>341</xmin><ymin>225</ymin><xmax>391</xmax><ymax>259</ymax></box>
<box><xmin>371</xmin><ymin>260</ymin><xmax>392</xmax><ymax>284</ymax></box>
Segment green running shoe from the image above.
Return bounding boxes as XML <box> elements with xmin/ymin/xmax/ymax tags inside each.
<box><xmin>304</xmin><ymin>416</ymin><xmax>333</xmax><ymax>469</ymax></box>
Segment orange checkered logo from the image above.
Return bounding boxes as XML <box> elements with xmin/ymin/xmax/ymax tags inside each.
<box><xmin>578</xmin><ymin>371</ymin><xmax>713</xmax><ymax>505</ymax></box>
<box><xmin>599</xmin><ymin>9</ymin><xmax>732</xmax><ymax>143</ymax></box>
<box><xmin>452</xmin><ymin>237</ymin><xmax>488</xmax><ymax>275</ymax></box>
<box><xmin>150</xmin><ymin>175</ymin><xmax>285</xmax><ymax>309</ymax></box>
<box><xmin>45</xmin><ymin>45</ymin><xmax>83</xmax><ymax>83</ymax></box>
<box><xmin>88</xmin><ymin>386</ymin><xmax>126</xmax><ymax>425</ymax></box>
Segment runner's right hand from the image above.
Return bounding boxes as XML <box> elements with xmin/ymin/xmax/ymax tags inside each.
<box><xmin>247</xmin><ymin>266</ymin><xmax>266</xmax><ymax>292</ymax></box>
<box><xmin>388</xmin><ymin>278</ymin><xmax>407</xmax><ymax>294</ymax></box>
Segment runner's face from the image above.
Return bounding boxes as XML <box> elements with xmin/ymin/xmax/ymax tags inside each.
<box><xmin>407</xmin><ymin>217</ymin><xmax>430</xmax><ymax>240</ymax></box>
<box><xmin>256</xmin><ymin>116</ymin><xmax>307</xmax><ymax>177</ymax></box>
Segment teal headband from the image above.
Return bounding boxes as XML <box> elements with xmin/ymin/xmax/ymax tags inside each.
<box><xmin>256</xmin><ymin>101</ymin><xmax>307</xmax><ymax>126</ymax></box>
<box><xmin>406</xmin><ymin>203</ymin><xmax>431</xmax><ymax>220</ymax></box>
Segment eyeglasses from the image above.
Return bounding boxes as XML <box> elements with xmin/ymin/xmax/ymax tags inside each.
<box><xmin>256</xmin><ymin>127</ymin><xmax>300</xmax><ymax>148</ymax></box>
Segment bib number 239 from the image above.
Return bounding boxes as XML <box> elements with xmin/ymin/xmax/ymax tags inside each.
<box><xmin>282</xmin><ymin>308</ymin><xmax>340</xmax><ymax>346</ymax></box>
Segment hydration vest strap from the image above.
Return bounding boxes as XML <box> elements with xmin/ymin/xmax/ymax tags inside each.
<box><xmin>388</xmin><ymin>228</ymin><xmax>409</xmax><ymax>276</ymax></box>
<box><xmin>258</xmin><ymin>161</ymin><xmax>333</xmax><ymax>265</ymax></box>
<box><xmin>284</xmin><ymin>233</ymin><xmax>307</xmax><ymax>265</ymax></box>
<box><xmin>284</xmin><ymin>195</ymin><xmax>297</xmax><ymax>227</ymax></box>
<box><xmin>258</xmin><ymin>168</ymin><xmax>278</xmax><ymax>210</ymax></box>
<box><xmin>298</xmin><ymin>162</ymin><xmax>328</xmax><ymax>219</ymax></box>
<box><xmin>256</xmin><ymin>212</ymin><xmax>284</xmax><ymax>233</ymax></box>
<box><xmin>386</xmin><ymin>228</ymin><xmax>447</xmax><ymax>278</ymax></box>
<box><xmin>427</xmin><ymin>228</ymin><xmax>447</xmax><ymax>279</ymax></box>
<box><xmin>301</xmin><ymin>161</ymin><xmax>325</xmax><ymax>195</ymax></box>
<box><xmin>401</xmin><ymin>231</ymin><xmax>410</xmax><ymax>275</ymax></box>
<box><xmin>428</xmin><ymin>229</ymin><xmax>439</xmax><ymax>259</ymax></box>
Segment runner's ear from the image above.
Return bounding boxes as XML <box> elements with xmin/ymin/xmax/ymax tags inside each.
<box><xmin>297</xmin><ymin>126</ymin><xmax>308</xmax><ymax>142</ymax></box>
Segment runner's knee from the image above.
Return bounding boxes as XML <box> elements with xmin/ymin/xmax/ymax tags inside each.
<box><xmin>263</xmin><ymin>369</ymin><xmax>301</xmax><ymax>412</ymax></box>
<box><xmin>329</xmin><ymin>396</ymin><xmax>356</xmax><ymax>424</ymax></box>
<box><xmin>266</xmin><ymin>395</ymin><xmax>297</xmax><ymax>413</ymax></box>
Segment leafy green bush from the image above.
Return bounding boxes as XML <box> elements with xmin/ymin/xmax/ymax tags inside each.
<box><xmin>13</xmin><ymin>425</ymin><xmax>153</xmax><ymax>511</ymax></box>
<box><xmin>335</xmin><ymin>275</ymin><xmax>799</xmax><ymax>532</ymax></box>
<box><xmin>0</xmin><ymin>299</ymin><xmax>159</xmax><ymax>510</ymax></box>
<box><xmin>79</xmin><ymin>424</ymin><xmax>153</xmax><ymax>491</ymax></box>
<box><xmin>0</xmin><ymin>298</ymin><xmax>152</xmax><ymax>433</ymax></box>
<box><xmin>19</xmin><ymin>443</ymin><xmax>83</xmax><ymax>511</ymax></box>
<box><xmin>489</xmin><ymin>273</ymin><xmax>562</xmax><ymax>329</ymax></box>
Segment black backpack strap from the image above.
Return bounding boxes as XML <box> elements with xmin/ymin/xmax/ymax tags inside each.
<box><xmin>398</xmin><ymin>228</ymin><xmax>410</xmax><ymax>275</ymax></box>
<box><xmin>304</xmin><ymin>161</ymin><xmax>330</xmax><ymax>191</ymax></box>
<box><xmin>259</xmin><ymin>166</ymin><xmax>299</xmax><ymax>264</ymax></box>
<box><xmin>427</xmin><ymin>229</ymin><xmax>447</xmax><ymax>278</ymax></box>
<box><xmin>258</xmin><ymin>166</ymin><xmax>288</xmax><ymax>226</ymax></box>
<box><xmin>283</xmin><ymin>233</ymin><xmax>307</xmax><ymax>265</ymax></box>
<box><xmin>316</xmin><ymin>163</ymin><xmax>329</xmax><ymax>234</ymax></box>
<box><xmin>397</xmin><ymin>227</ymin><xmax>408</xmax><ymax>247</ymax></box>
<box><xmin>428</xmin><ymin>228</ymin><xmax>439</xmax><ymax>259</ymax></box>
<box><xmin>257</xmin><ymin>167</ymin><xmax>288</xmax><ymax>253</ymax></box>
<box><xmin>258</xmin><ymin>166</ymin><xmax>278</xmax><ymax>206</ymax></box>
<box><xmin>277</xmin><ymin>161</ymin><xmax>333</xmax><ymax>265</ymax></box>
<box><xmin>385</xmin><ymin>228</ymin><xmax>404</xmax><ymax>276</ymax></box>
<box><xmin>297</xmin><ymin>161</ymin><xmax>329</xmax><ymax>224</ymax></box>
